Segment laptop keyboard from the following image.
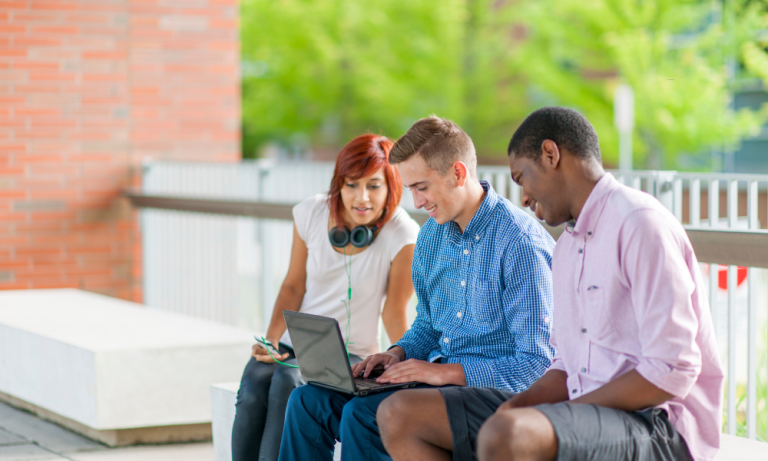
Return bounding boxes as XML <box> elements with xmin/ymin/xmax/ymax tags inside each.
<box><xmin>354</xmin><ymin>377</ymin><xmax>388</xmax><ymax>389</ymax></box>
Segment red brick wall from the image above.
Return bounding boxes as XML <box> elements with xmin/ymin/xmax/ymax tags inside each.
<box><xmin>0</xmin><ymin>0</ymin><xmax>240</xmax><ymax>301</ymax></box>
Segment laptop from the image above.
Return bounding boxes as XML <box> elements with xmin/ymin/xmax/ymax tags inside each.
<box><xmin>283</xmin><ymin>311</ymin><xmax>420</xmax><ymax>396</ymax></box>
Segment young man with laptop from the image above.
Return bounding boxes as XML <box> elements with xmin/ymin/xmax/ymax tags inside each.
<box><xmin>277</xmin><ymin>116</ymin><xmax>557</xmax><ymax>461</ymax></box>
<box><xmin>377</xmin><ymin>107</ymin><xmax>724</xmax><ymax>461</ymax></box>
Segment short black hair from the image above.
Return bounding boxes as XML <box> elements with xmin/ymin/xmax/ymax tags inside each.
<box><xmin>507</xmin><ymin>107</ymin><xmax>601</xmax><ymax>162</ymax></box>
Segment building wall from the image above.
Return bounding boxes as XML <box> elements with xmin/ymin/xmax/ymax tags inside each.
<box><xmin>0</xmin><ymin>0</ymin><xmax>240</xmax><ymax>301</ymax></box>
<box><xmin>733</xmin><ymin>89</ymin><xmax>768</xmax><ymax>174</ymax></box>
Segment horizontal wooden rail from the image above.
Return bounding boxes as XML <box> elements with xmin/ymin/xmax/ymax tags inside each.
<box><xmin>124</xmin><ymin>190</ymin><xmax>768</xmax><ymax>269</ymax></box>
<box><xmin>685</xmin><ymin>228</ymin><xmax>768</xmax><ymax>268</ymax></box>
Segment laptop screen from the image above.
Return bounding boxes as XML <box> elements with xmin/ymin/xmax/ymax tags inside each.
<box><xmin>284</xmin><ymin>311</ymin><xmax>356</xmax><ymax>393</ymax></box>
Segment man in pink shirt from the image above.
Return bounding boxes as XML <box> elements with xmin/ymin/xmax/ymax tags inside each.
<box><xmin>377</xmin><ymin>107</ymin><xmax>724</xmax><ymax>461</ymax></box>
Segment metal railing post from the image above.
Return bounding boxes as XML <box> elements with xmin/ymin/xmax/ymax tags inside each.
<box><xmin>494</xmin><ymin>172</ymin><xmax>508</xmax><ymax>202</ymax></box>
<box><xmin>709</xmin><ymin>180</ymin><xmax>720</xmax><ymax>322</ymax></box>
<box><xmin>510</xmin><ymin>182</ymin><xmax>521</xmax><ymax>207</ymax></box>
<box><xmin>727</xmin><ymin>179</ymin><xmax>738</xmax><ymax>435</ymax></box>
<box><xmin>653</xmin><ymin>171</ymin><xmax>676</xmax><ymax>213</ymax></box>
<box><xmin>690</xmin><ymin>179</ymin><xmax>701</xmax><ymax>227</ymax></box>
<box><xmin>673</xmin><ymin>177</ymin><xmax>683</xmax><ymax>222</ymax></box>
<box><xmin>747</xmin><ymin>180</ymin><xmax>758</xmax><ymax>439</ymax></box>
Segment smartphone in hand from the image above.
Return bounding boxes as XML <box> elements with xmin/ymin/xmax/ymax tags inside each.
<box><xmin>254</xmin><ymin>336</ymin><xmax>281</xmax><ymax>356</ymax></box>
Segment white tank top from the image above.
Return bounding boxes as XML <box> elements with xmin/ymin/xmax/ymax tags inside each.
<box><xmin>280</xmin><ymin>194</ymin><xmax>420</xmax><ymax>357</ymax></box>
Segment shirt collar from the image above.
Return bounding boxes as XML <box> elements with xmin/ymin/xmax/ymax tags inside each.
<box><xmin>446</xmin><ymin>181</ymin><xmax>498</xmax><ymax>242</ymax></box>
<box><xmin>571</xmin><ymin>173</ymin><xmax>619</xmax><ymax>237</ymax></box>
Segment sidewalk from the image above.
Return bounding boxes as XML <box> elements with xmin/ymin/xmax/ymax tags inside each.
<box><xmin>0</xmin><ymin>402</ymin><xmax>213</xmax><ymax>461</ymax></box>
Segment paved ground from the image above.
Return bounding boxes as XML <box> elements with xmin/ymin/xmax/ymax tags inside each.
<box><xmin>0</xmin><ymin>402</ymin><xmax>213</xmax><ymax>461</ymax></box>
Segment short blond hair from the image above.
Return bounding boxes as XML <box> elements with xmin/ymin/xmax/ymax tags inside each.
<box><xmin>389</xmin><ymin>116</ymin><xmax>477</xmax><ymax>177</ymax></box>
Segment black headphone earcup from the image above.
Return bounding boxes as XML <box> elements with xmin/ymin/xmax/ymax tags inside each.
<box><xmin>328</xmin><ymin>227</ymin><xmax>351</xmax><ymax>248</ymax></box>
<box><xmin>350</xmin><ymin>225</ymin><xmax>374</xmax><ymax>248</ymax></box>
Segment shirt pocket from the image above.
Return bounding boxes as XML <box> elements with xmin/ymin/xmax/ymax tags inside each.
<box><xmin>582</xmin><ymin>286</ymin><xmax>613</xmax><ymax>341</ymax></box>
<box><xmin>471</xmin><ymin>280</ymin><xmax>503</xmax><ymax>327</ymax></box>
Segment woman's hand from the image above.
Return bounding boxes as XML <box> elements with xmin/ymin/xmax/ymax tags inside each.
<box><xmin>252</xmin><ymin>342</ymin><xmax>290</xmax><ymax>364</ymax></box>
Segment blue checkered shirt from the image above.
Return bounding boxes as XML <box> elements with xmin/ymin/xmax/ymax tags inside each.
<box><xmin>394</xmin><ymin>181</ymin><xmax>555</xmax><ymax>392</ymax></box>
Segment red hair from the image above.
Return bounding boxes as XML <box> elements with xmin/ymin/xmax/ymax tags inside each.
<box><xmin>328</xmin><ymin>134</ymin><xmax>403</xmax><ymax>230</ymax></box>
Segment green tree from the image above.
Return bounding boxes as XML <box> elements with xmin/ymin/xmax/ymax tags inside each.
<box><xmin>508</xmin><ymin>0</ymin><xmax>768</xmax><ymax>169</ymax></box>
<box><xmin>740</xmin><ymin>0</ymin><xmax>768</xmax><ymax>85</ymax></box>
<box><xmin>240</xmin><ymin>0</ymin><xmax>526</xmax><ymax>159</ymax></box>
<box><xmin>241</xmin><ymin>0</ymin><xmax>768</xmax><ymax>169</ymax></box>
<box><xmin>241</xmin><ymin>0</ymin><xmax>462</xmax><ymax>157</ymax></box>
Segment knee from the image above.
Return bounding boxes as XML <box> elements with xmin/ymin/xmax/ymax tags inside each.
<box><xmin>376</xmin><ymin>393</ymin><xmax>412</xmax><ymax>442</ymax></box>
<box><xmin>339</xmin><ymin>395</ymin><xmax>382</xmax><ymax>434</ymax></box>
<box><xmin>340</xmin><ymin>396</ymin><xmax>367</xmax><ymax>425</ymax></box>
<box><xmin>285</xmin><ymin>384</ymin><xmax>315</xmax><ymax>417</ymax></box>
<box><xmin>477</xmin><ymin>411</ymin><xmax>521</xmax><ymax>461</ymax></box>
<box><xmin>272</xmin><ymin>365</ymin><xmax>303</xmax><ymax>388</ymax></box>
<box><xmin>236</xmin><ymin>383</ymin><xmax>257</xmax><ymax>406</ymax></box>
<box><xmin>236</xmin><ymin>359</ymin><xmax>273</xmax><ymax>405</ymax></box>
<box><xmin>236</xmin><ymin>377</ymin><xmax>265</xmax><ymax>409</ymax></box>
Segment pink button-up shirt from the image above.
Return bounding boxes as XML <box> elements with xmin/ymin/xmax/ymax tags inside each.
<box><xmin>549</xmin><ymin>173</ymin><xmax>724</xmax><ymax>461</ymax></box>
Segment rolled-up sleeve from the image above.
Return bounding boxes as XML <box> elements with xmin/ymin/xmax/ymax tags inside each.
<box><xmin>620</xmin><ymin>209</ymin><xmax>702</xmax><ymax>398</ymax></box>
<box><xmin>393</xmin><ymin>251</ymin><xmax>439</xmax><ymax>360</ymax></box>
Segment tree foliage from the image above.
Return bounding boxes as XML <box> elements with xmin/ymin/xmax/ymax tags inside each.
<box><xmin>241</xmin><ymin>0</ymin><xmax>525</xmax><ymax>159</ymax></box>
<box><xmin>241</xmin><ymin>0</ymin><xmax>768</xmax><ymax>169</ymax></box>
<box><xmin>512</xmin><ymin>0</ymin><xmax>768</xmax><ymax>169</ymax></box>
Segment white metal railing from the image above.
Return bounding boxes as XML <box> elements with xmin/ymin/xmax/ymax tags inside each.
<box><xmin>138</xmin><ymin>161</ymin><xmax>768</xmax><ymax>441</ymax></box>
<box><xmin>140</xmin><ymin>160</ymin><xmax>336</xmax><ymax>330</ymax></box>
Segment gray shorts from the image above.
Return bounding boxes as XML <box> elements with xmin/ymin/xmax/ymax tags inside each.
<box><xmin>439</xmin><ymin>387</ymin><xmax>693</xmax><ymax>461</ymax></box>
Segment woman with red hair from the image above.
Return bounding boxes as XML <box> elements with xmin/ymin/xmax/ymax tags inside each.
<box><xmin>231</xmin><ymin>134</ymin><xmax>420</xmax><ymax>461</ymax></box>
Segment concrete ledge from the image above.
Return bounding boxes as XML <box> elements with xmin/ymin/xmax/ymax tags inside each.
<box><xmin>0</xmin><ymin>390</ymin><xmax>211</xmax><ymax>447</ymax></box>
<box><xmin>211</xmin><ymin>383</ymin><xmax>239</xmax><ymax>461</ymax></box>
<box><xmin>210</xmin><ymin>382</ymin><xmax>342</xmax><ymax>461</ymax></box>
<box><xmin>716</xmin><ymin>434</ymin><xmax>768</xmax><ymax>460</ymax></box>
<box><xmin>0</xmin><ymin>289</ymin><xmax>255</xmax><ymax>446</ymax></box>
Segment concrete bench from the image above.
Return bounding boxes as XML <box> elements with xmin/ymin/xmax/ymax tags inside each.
<box><xmin>0</xmin><ymin>289</ymin><xmax>254</xmax><ymax>446</ymax></box>
<box><xmin>210</xmin><ymin>383</ymin><xmax>767</xmax><ymax>460</ymax></box>
<box><xmin>211</xmin><ymin>382</ymin><xmax>342</xmax><ymax>461</ymax></box>
<box><xmin>717</xmin><ymin>434</ymin><xmax>768</xmax><ymax>460</ymax></box>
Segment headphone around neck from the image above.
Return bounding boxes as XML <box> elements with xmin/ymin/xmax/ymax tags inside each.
<box><xmin>328</xmin><ymin>224</ymin><xmax>380</xmax><ymax>248</ymax></box>
<box><xmin>269</xmin><ymin>222</ymin><xmax>368</xmax><ymax>369</ymax></box>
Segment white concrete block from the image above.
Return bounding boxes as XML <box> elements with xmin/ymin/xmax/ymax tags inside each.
<box><xmin>210</xmin><ymin>382</ymin><xmax>341</xmax><ymax>461</ymax></box>
<box><xmin>211</xmin><ymin>383</ymin><xmax>238</xmax><ymax>461</ymax></box>
<box><xmin>716</xmin><ymin>434</ymin><xmax>768</xmax><ymax>460</ymax></box>
<box><xmin>0</xmin><ymin>289</ymin><xmax>255</xmax><ymax>431</ymax></box>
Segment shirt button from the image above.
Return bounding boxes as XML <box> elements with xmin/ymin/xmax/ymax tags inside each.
<box><xmin>578</xmin><ymin>248</ymin><xmax>583</xmax><ymax>254</ymax></box>
<box><xmin>463</xmin><ymin>249</ymin><xmax>469</xmax><ymax>255</ymax></box>
<box><xmin>444</xmin><ymin>338</ymin><xmax>450</xmax><ymax>343</ymax></box>
<box><xmin>457</xmin><ymin>312</ymin><xmax>462</xmax><ymax>318</ymax></box>
<box><xmin>581</xmin><ymin>367</ymin><xmax>586</xmax><ymax>373</ymax></box>
<box><xmin>475</xmin><ymin>235</ymin><xmax>480</xmax><ymax>240</ymax></box>
<box><xmin>582</xmin><ymin>328</ymin><xmax>587</xmax><ymax>333</ymax></box>
<box><xmin>460</xmin><ymin>280</ymin><xmax>466</xmax><ymax>287</ymax></box>
<box><xmin>572</xmin><ymin>389</ymin><xmax>578</xmax><ymax>394</ymax></box>
<box><xmin>543</xmin><ymin>316</ymin><xmax>549</xmax><ymax>324</ymax></box>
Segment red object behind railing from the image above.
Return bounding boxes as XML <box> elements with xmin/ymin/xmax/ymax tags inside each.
<box><xmin>718</xmin><ymin>266</ymin><xmax>748</xmax><ymax>290</ymax></box>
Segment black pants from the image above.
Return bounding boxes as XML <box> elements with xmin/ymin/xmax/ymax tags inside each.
<box><xmin>231</xmin><ymin>344</ymin><xmax>304</xmax><ymax>461</ymax></box>
<box><xmin>440</xmin><ymin>387</ymin><xmax>693</xmax><ymax>461</ymax></box>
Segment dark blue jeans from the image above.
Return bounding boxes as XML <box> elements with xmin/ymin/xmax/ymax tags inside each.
<box><xmin>278</xmin><ymin>384</ymin><xmax>411</xmax><ymax>461</ymax></box>
<box><xmin>231</xmin><ymin>344</ymin><xmax>304</xmax><ymax>461</ymax></box>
